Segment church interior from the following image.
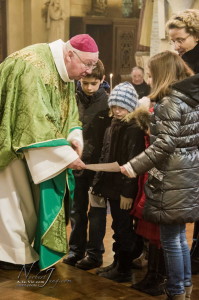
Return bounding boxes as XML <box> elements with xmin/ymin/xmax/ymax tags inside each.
<box><xmin>0</xmin><ymin>0</ymin><xmax>199</xmax><ymax>299</ymax></box>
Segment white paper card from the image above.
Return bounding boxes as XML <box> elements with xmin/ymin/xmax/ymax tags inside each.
<box><xmin>85</xmin><ymin>162</ymin><xmax>120</xmax><ymax>172</ymax></box>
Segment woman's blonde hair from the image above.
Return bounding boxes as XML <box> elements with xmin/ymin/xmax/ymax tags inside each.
<box><xmin>148</xmin><ymin>51</ymin><xmax>193</xmax><ymax>101</ymax></box>
<box><xmin>165</xmin><ymin>9</ymin><xmax>199</xmax><ymax>39</ymax></box>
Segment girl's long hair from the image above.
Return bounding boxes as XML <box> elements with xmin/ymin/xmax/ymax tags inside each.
<box><xmin>149</xmin><ymin>51</ymin><xmax>193</xmax><ymax>101</ymax></box>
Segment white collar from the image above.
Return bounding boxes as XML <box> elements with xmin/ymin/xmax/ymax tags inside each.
<box><xmin>49</xmin><ymin>39</ymin><xmax>73</xmax><ymax>83</ymax></box>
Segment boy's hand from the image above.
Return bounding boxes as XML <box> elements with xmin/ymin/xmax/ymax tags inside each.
<box><xmin>120</xmin><ymin>195</ymin><xmax>133</xmax><ymax>210</ymax></box>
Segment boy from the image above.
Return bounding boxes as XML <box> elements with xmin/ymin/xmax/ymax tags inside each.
<box><xmin>63</xmin><ymin>60</ymin><xmax>111</xmax><ymax>270</ymax></box>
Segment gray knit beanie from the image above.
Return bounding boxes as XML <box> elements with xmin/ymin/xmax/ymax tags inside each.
<box><xmin>108</xmin><ymin>82</ymin><xmax>138</xmax><ymax>112</ymax></box>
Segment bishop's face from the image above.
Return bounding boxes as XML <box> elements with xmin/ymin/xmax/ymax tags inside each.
<box><xmin>65</xmin><ymin>50</ymin><xmax>98</xmax><ymax>80</ymax></box>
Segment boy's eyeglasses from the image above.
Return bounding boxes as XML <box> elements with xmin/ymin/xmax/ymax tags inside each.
<box><xmin>169</xmin><ymin>34</ymin><xmax>191</xmax><ymax>46</ymax></box>
<box><xmin>73</xmin><ymin>51</ymin><xmax>96</xmax><ymax>70</ymax></box>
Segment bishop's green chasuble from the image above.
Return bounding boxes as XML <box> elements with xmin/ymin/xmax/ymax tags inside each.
<box><xmin>0</xmin><ymin>42</ymin><xmax>81</xmax><ymax>270</ymax></box>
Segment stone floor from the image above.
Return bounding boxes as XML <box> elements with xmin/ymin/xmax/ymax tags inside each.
<box><xmin>0</xmin><ymin>216</ymin><xmax>198</xmax><ymax>300</ymax></box>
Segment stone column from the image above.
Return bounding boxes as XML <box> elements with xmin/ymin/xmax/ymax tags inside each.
<box><xmin>6</xmin><ymin>0</ymin><xmax>25</xmax><ymax>54</ymax></box>
<box><xmin>63</xmin><ymin>0</ymin><xmax>70</xmax><ymax>39</ymax></box>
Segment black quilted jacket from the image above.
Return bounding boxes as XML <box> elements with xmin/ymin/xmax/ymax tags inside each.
<box><xmin>92</xmin><ymin>115</ymin><xmax>145</xmax><ymax>200</ymax></box>
<box><xmin>76</xmin><ymin>87</ymin><xmax>111</xmax><ymax>165</ymax></box>
<box><xmin>182</xmin><ymin>42</ymin><xmax>199</xmax><ymax>74</ymax></box>
<box><xmin>129</xmin><ymin>75</ymin><xmax>199</xmax><ymax>224</ymax></box>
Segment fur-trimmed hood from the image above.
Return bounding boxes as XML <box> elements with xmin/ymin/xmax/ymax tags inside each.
<box><xmin>123</xmin><ymin>106</ymin><xmax>151</xmax><ymax>132</ymax></box>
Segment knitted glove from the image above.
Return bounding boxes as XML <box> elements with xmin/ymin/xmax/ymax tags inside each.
<box><xmin>120</xmin><ymin>195</ymin><xmax>133</xmax><ymax>210</ymax></box>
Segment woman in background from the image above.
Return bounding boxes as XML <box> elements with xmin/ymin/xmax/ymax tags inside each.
<box><xmin>166</xmin><ymin>9</ymin><xmax>199</xmax><ymax>275</ymax></box>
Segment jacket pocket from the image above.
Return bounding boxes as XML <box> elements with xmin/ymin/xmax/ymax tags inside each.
<box><xmin>148</xmin><ymin>167</ymin><xmax>164</xmax><ymax>181</ymax></box>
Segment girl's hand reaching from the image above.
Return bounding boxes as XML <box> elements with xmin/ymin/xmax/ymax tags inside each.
<box><xmin>120</xmin><ymin>163</ymin><xmax>137</xmax><ymax>178</ymax></box>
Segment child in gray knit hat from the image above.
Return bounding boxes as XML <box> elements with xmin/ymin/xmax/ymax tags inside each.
<box><xmin>108</xmin><ymin>81</ymin><xmax>138</xmax><ymax>112</ymax></box>
<box><xmin>91</xmin><ymin>81</ymin><xmax>145</xmax><ymax>282</ymax></box>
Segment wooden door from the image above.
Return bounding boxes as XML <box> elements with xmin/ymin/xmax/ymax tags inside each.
<box><xmin>85</xmin><ymin>23</ymin><xmax>113</xmax><ymax>83</ymax></box>
<box><xmin>112</xmin><ymin>19</ymin><xmax>138</xmax><ymax>86</ymax></box>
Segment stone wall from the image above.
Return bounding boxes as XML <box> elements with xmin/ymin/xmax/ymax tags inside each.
<box><xmin>7</xmin><ymin>0</ymin><xmax>24</xmax><ymax>54</ymax></box>
<box><xmin>70</xmin><ymin>0</ymin><xmax>122</xmax><ymax>18</ymax></box>
<box><xmin>70</xmin><ymin>0</ymin><xmax>91</xmax><ymax>16</ymax></box>
<box><xmin>5</xmin><ymin>0</ymin><xmax>199</xmax><ymax>57</ymax></box>
<box><xmin>6</xmin><ymin>0</ymin><xmax>70</xmax><ymax>55</ymax></box>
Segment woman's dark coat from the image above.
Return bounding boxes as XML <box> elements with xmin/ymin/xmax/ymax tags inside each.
<box><xmin>129</xmin><ymin>75</ymin><xmax>199</xmax><ymax>224</ymax></box>
<box><xmin>182</xmin><ymin>42</ymin><xmax>199</xmax><ymax>74</ymax></box>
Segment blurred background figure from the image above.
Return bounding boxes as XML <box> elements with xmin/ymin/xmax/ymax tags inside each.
<box><xmin>130</xmin><ymin>66</ymin><xmax>150</xmax><ymax>99</ymax></box>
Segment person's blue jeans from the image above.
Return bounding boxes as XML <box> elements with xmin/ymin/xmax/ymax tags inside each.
<box><xmin>160</xmin><ymin>223</ymin><xmax>192</xmax><ymax>296</ymax></box>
